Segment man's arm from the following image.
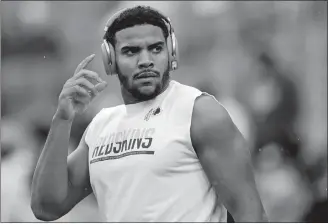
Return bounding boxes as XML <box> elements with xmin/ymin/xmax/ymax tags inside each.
<box><xmin>191</xmin><ymin>94</ymin><xmax>268</xmax><ymax>222</ymax></box>
<box><xmin>30</xmin><ymin>118</ymin><xmax>92</xmax><ymax>221</ymax></box>
<box><xmin>30</xmin><ymin>54</ymin><xmax>107</xmax><ymax>221</ymax></box>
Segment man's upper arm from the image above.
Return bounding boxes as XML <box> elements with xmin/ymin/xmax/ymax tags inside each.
<box><xmin>68</xmin><ymin>126</ymin><xmax>91</xmax><ymax>190</ymax></box>
<box><xmin>190</xmin><ymin>94</ymin><xmax>266</xmax><ymax>221</ymax></box>
<box><xmin>61</xmin><ymin>127</ymin><xmax>92</xmax><ymax>212</ymax></box>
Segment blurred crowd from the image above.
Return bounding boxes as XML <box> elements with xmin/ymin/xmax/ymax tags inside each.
<box><xmin>1</xmin><ymin>1</ymin><xmax>327</xmax><ymax>222</ymax></box>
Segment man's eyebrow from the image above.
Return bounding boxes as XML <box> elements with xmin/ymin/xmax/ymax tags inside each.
<box><xmin>148</xmin><ymin>41</ymin><xmax>165</xmax><ymax>49</ymax></box>
<box><xmin>120</xmin><ymin>41</ymin><xmax>164</xmax><ymax>52</ymax></box>
<box><xmin>120</xmin><ymin>45</ymin><xmax>140</xmax><ymax>52</ymax></box>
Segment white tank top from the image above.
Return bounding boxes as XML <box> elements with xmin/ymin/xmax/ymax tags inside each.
<box><xmin>85</xmin><ymin>80</ymin><xmax>227</xmax><ymax>222</ymax></box>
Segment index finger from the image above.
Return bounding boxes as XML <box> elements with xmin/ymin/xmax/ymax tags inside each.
<box><xmin>74</xmin><ymin>54</ymin><xmax>95</xmax><ymax>75</ymax></box>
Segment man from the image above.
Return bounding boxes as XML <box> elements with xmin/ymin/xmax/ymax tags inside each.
<box><xmin>31</xmin><ymin>5</ymin><xmax>268</xmax><ymax>222</ymax></box>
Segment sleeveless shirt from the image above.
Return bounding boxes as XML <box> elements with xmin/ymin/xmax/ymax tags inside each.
<box><xmin>85</xmin><ymin>80</ymin><xmax>227</xmax><ymax>222</ymax></box>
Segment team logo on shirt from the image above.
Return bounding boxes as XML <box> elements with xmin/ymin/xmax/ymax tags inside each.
<box><xmin>144</xmin><ymin>107</ymin><xmax>161</xmax><ymax>121</ymax></box>
<box><xmin>90</xmin><ymin>128</ymin><xmax>156</xmax><ymax>164</ymax></box>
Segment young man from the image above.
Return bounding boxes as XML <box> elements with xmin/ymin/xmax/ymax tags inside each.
<box><xmin>31</xmin><ymin>6</ymin><xmax>268</xmax><ymax>222</ymax></box>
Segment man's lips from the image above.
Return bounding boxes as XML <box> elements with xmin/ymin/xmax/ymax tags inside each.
<box><xmin>135</xmin><ymin>70</ymin><xmax>159</xmax><ymax>79</ymax></box>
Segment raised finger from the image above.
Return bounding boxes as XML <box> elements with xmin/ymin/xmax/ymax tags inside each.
<box><xmin>95</xmin><ymin>81</ymin><xmax>108</xmax><ymax>93</ymax></box>
<box><xmin>74</xmin><ymin>54</ymin><xmax>95</xmax><ymax>75</ymax></box>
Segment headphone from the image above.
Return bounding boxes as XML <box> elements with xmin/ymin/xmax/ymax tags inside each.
<box><xmin>101</xmin><ymin>6</ymin><xmax>179</xmax><ymax>76</ymax></box>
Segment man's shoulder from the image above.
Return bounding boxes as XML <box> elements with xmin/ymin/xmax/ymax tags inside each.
<box><xmin>190</xmin><ymin>94</ymin><xmax>240</xmax><ymax>154</ymax></box>
<box><xmin>172</xmin><ymin>80</ymin><xmax>201</xmax><ymax>92</ymax></box>
<box><xmin>191</xmin><ymin>94</ymin><xmax>233</xmax><ymax>134</ymax></box>
<box><xmin>170</xmin><ymin>80</ymin><xmax>203</xmax><ymax>100</ymax></box>
<box><xmin>85</xmin><ymin>104</ymin><xmax>125</xmax><ymax>140</ymax></box>
<box><xmin>90</xmin><ymin>104</ymin><xmax>125</xmax><ymax>123</ymax></box>
<box><xmin>98</xmin><ymin>104</ymin><xmax>125</xmax><ymax>114</ymax></box>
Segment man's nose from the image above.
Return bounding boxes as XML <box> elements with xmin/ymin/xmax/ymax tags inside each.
<box><xmin>138</xmin><ymin>51</ymin><xmax>154</xmax><ymax>69</ymax></box>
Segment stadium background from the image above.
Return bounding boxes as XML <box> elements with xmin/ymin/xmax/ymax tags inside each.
<box><xmin>1</xmin><ymin>1</ymin><xmax>327</xmax><ymax>222</ymax></box>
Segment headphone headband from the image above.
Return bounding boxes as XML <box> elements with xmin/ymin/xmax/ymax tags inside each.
<box><xmin>104</xmin><ymin>7</ymin><xmax>172</xmax><ymax>40</ymax></box>
<box><xmin>104</xmin><ymin>7</ymin><xmax>128</xmax><ymax>32</ymax></box>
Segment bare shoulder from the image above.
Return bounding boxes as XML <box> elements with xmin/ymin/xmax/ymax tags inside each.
<box><xmin>191</xmin><ymin>94</ymin><xmax>235</xmax><ymax>136</ymax></box>
<box><xmin>191</xmin><ymin>94</ymin><xmax>240</xmax><ymax>152</ymax></box>
<box><xmin>195</xmin><ymin>94</ymin><xmax>231</xmax><ymax>117</ymax></box>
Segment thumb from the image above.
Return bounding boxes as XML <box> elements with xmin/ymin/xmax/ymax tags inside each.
<box><xmin>95</xmin><ymin>81</ymin><xmax>108</xmax><ymax>92</ymax></box>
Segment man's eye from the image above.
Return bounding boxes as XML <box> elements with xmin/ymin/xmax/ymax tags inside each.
<box><xmin>152</xmin><ymin>46</ymin><xmax>163</xmax><ymax>53</ymax></box>
<box><xmin>126</xmin><ymin>51</ymin><xmax>134</xmax><ymax>55</ymax></box>
<box><xmin>123</xmin><ymin>48</ymin><xmax>138</xmax><ymax>55</ymax></box>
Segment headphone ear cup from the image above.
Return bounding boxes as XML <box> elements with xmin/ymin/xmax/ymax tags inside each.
<box><xmin>108</xmin><ymin>42</ymin><xmax>117</xmax><ymax>75</ymax></box>
<box><xmin>166</xmin><ymin>36</ymin><xmax>172</xmax><ymax>71</ymax></box>
<box><xmin>101</xmin><ymin>41</ymin><xmax>117</xmax><ymax>75</ymax></box>
<box><xmin>171</xmin><ymin>33</ymin><xmax>179</xmax><ymax>71</ymax></box>
<box><xmin>101</xmin><ymin>42</ymin><xmax>112</xmax><ymax>75</ymax></box>
<box><xmin>167</xmin><ymin>34</ymin><xmax>179</xmax><ymax>71</ymax></box>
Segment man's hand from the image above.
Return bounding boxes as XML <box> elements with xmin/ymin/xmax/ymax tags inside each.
<box><xmin>56</xmin><ymin>54</ymin><xmax>107</xmax><ymax>121</ymax></box>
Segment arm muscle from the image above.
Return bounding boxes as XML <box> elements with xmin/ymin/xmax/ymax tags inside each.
<box><xmin>31</xmin><ymin>120</ymin><xmax>92</xmax><ymax>221</ymax></box>
<box><xmin>191</xmin><ymin>95</ymin><xmax>268</xmax><ymax>222</ymax></box>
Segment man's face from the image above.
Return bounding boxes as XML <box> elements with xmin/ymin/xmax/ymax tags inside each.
<box><xmin>114</xmin><ymin>24</ymin><xmax>170</xmax><ymax>101</ymax></box>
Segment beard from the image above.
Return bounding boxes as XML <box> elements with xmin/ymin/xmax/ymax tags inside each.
<box><xmin>117</xmin><ymin>65</ymin><xmax>170</xmax><ymax>102</ymax></box>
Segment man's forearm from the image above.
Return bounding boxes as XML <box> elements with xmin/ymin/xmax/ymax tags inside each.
<box><xmin>234</xmin><ymin>206</ymin><xmax>269</xmax><ymax>222</ymax></box>
<box><xmin>232</xmin><ymin>191</ymin><xmax>269</xmax><ymax>222</ymax></box>
<box><xmin>31</xmin><ymin>114</ymin><xmax>73</xmax><ymax>206</ymax></box>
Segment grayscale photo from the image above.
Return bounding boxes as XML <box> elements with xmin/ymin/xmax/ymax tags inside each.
<box><xmin>1</xmin><ymin>1</ymin><xmax>327</xmax><ymax>222</ymax></box>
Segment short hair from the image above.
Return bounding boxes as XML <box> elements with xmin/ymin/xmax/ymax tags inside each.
<box><xmin>104</xmin><ymin>6</ymin><xmax>170</xmax><ymax>47</ymax></box>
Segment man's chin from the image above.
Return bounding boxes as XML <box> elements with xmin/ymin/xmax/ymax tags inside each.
<box><xmin>139</xmin><ymin>85</ymin><xmax>157</xmax><ymax>94</ymax></box>
<box><xmin>133</xmin><ymin>85</ymin><xmax>159</xmax><ymax>101</ymax></box>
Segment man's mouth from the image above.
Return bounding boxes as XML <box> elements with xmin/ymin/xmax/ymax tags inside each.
<box><xmin>135</xmin><ymin>70</ymin><xmax>159</xmax><ymax>79</ymax></box>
